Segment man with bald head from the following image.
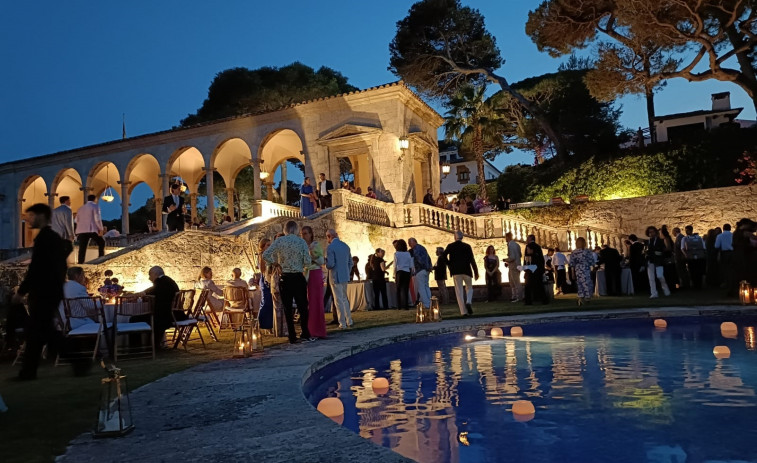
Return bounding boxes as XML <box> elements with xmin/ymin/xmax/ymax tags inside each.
<box><xmin>135</xmin><ymin>266</ymin><xmax>181</xmax><ymax>347</ymax></box>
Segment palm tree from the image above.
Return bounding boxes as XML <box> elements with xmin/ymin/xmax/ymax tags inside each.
<box><xmin>444</xmin><ymin>84</ymin><xmax>507</xmax><ymax>200</ymax></box>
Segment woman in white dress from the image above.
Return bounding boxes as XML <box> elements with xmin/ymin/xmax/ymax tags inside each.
<box><xmin>197</xmin><ymin>266</ymin><xmax>224</xmax><ymax>313</ymax></box>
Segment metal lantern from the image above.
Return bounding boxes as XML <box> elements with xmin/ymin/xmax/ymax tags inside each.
<box><xmin>415</xmin><ymin>302</ymin><xmax>431</xmax><ymax>323</ymax></box>
<box><xmin>94</xmin><ymin>365</ymin><xmax>134</xmax><ymax>438</ymax></box>
<box><xmin>249</xmin><ymin>321</ymin><xmax>264</xmax><ymax>353</ymax></box>
<box><xmin>430</xmin><ymin>296</ymin><xmax>442</xmax><ymax>322</ymax></box>
<box><xmin>739</xmin><ymin>281</ymin><xmax>753</xmax><ymax>305</ymax></box>
<box><xmin>232</xmin><ymin>326</ymin><xmax>250</xmax><ymax>358</ymax></box>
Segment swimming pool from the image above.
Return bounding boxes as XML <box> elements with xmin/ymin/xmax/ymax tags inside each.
<box><xmin>304</xmin><ymin>316</ymin><xmax>757</xmax><ymax>463</ymax></box>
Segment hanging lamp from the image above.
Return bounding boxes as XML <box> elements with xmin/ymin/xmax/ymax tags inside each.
<box><xmin>101</xmin><ymin>165</ymin><xmax>115</xmax><ymax>202</ymax></box>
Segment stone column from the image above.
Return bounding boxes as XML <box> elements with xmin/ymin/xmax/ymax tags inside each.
<box><xmin>154</xmin><ymin>197</ymin><xmax>163</xmax><ymax>232</ymax></box>
<box><xmin>265</xmin><ymin>181</ymin><xmax>274</xmax><ymax>200</ymax></box>
<box><xmin>226</xmin><ymin>187</ymin><xmax>235</xmax><ymax>221</ymax></box>
<box><xmin>46</xmin><ymin>192</ymin><xmax>55</xmax><ymax>210</ymax></box>
<box><xmin>252</xmin><ymin>162</ymin><xmax>261</xmax><ymax>200</ymax></box>
<box><xmin>80</xmin><ymin>186</ymin><xmax>92</xmax><ymax>204</ymax></box>
<box><xmin>17</xmin><ymin>199</ymin><xmax>24</xmax><ymax>248</ymax></box>
<box><xmin>280</xmin><ymin>162</ymin><xmax>288</xmax><ymax>204</ymax></box>
<box><xmin>119</xmin><ymin>182</ymin><xmax>130</xmax><ymax>235</ymax></box>
<box><xmin>204</xmin><ymin>168</ymin><xmax>215</xmax><ymax>225</ymax></box>
<box><xmin>189</xmin><ymin>193</ymin><xmax>198</xmax><ymax>223</ymax></box>
<box><xmin>160</xmin><ymin>174</ymin><xmax>169</xmax><ymax>230</ymax></box>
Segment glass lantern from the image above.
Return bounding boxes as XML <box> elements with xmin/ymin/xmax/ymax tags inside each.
<box><xmin>249</xmin><ymin>321</ymin><xmax>264</xmax><ymax>353</ymax></box>
<box><xmin>739</xmin><ymin>281</ymin><xmax>753</xmax><ymax>305</ymax></box>
<box><xmin>232</xmin><ymin>326</ymin><xmax>250</xmax><ymax>358</ymax></box>
<box><xmin>430</xmin><ymin>296</ymin><xmax>442</xmax><ymax>322</ymax></box>
<box><xmin>94</xmin><ymin>366</ymin><xmax>134</xmax><ymax>438</ymax></box>
<box><xmin>415</xmin><ymin>302</ymin><xmax>430</xmax><ymax>323</ymax></box>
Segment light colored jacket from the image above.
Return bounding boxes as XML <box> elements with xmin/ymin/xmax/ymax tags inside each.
<box><xmin>75</xmin><ymin>201</ymin><xmax>103</xmax><ymax>234</ymax></box>
<box><xmin>326</xmin><ymin>238</ymin><xmax>352</xmax><ymax>284</ymax></box>
<box><xmin>51</xmin><ymin>204</ymin><xmax>74</xmax><ymax>240</ymax></box>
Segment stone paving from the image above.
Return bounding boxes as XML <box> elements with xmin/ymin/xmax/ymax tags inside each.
<box><xmin>59</xmin><ymin>306</ymin><xmax>751</xmax><ymax>463</ymax></box>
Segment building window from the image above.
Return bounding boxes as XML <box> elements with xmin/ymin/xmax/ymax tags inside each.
<box><xmin>457</xmin><ymin>166</ymin><xmax>470</xmax><ymax>184</ymax></box>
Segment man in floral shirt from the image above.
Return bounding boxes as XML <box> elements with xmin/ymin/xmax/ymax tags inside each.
<box><xmin>262</xmin><ymin>221</ymin><xmax>313</xmax><ymax>343</ymax></box>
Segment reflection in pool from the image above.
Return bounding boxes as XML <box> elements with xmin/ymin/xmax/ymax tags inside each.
<box><xmin>304</xmin><ymin>317</ymin><xmax>757</xmax><ymax>463</ymax></box>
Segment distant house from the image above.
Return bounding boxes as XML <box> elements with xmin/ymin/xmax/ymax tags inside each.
<box><xmin>655</xmin><ymin>92</ymin><xmax>749</xmax><ymax>143</ymax></box>
<box><xmin>438</xmin><ymin>146</ymin><xmax>501</xmax><ymax>195</ymax></box>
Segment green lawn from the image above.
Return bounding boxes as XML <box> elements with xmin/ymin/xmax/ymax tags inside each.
<box><xmin>0</xmin><ymin>289</ymin><xmax>739</xmax><ymax>463</ymax></box>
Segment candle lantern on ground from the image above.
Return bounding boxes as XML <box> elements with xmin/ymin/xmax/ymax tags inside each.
<box><xmin>430</xmin><ymin>296</ymin><xmax>442</xmax><ymax>322</ymax></box>
<box><xmin>232</xmin><ymin>326</ymin><xmax>250</xmax><ymax>358</ymax></box>
<box><xmin>249</xmin><ymin>321</ymin><xmax>264</xmax><ymax>353</ymax></box>
<box><xmin>739</xmin><ymin>281</ymin><xmax>753</xmax><ymax>305</ymax></box>
<box><xmin>94</xmin><ymin>364</ymin><xmax>134</xmax><ymax>438</ymax></box>
<box><xmin>415</xmin><ymin>302</ymin><xmax>430</xmax><ymax>323</ymax></box>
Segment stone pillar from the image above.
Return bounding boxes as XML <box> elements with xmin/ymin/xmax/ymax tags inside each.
<box><xmin>17</xmin><ymin>199</ymin><xmax>24</xmax><ymax>248</ymax></box>
<box><xmin>226</xmin><ymin>187</ymin><xmax>235</xmax><ymax>221</ymax></box>
<box><xmin>81</xmin><ymin>186</ymin><xmax>92</xmax><ymax>204</ymax></box>
<box><xmin>154</xmin><ymin>197</ymin><xmax>163</xmax><ymax>232</ymax></box>
<box><xmin>252</xmin><ymin>162</ymin><xmax>262</xmax><ymax>200</ymax></box>
<box><xmin>280</xmin><ymin>162</ymin><xmax>288</xmax><ymax>204</ymax></box>
<box><xmin>120</xmin><ymin>182</ymin><xmax>130</xmax><ymax>235</ymax></box>
<box><xmin>160</xmin><ymin>174</ymin><xmax>169</xmax><ymax>230</ymax></box>
<box><xmin>189</xmin><ymin>193</ymin><xmax>198</xmax><ymax>223</ymax></box>
<box><xmin>264</xmin><ymin>181</ymin><xmax>274</xmax><ymax>200</ymax></box>
<box><xmin>46</xmin><ymin>192</ymin><xmax>55</xmax><ymax>210</ymax></box>
<box><xmin>204</xmin><ymin>168</ymin><xmax>215</xmax><ymax>225</ymax></box>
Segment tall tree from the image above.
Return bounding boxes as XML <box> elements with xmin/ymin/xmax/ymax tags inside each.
<box><xmin>527</xmin><ymin>0</ymin><xmax>757</xmax><ymax>113</ymax></box>
<box><xmin>497</xmin><ymin>70</ymin><xmax>623</xmax><ymax>163</ymax></box>
<box><xmin>389</xmin><ymin>0</ymin><xmax>568</xmax><ymax>159</ymax></box>
<box><xmin>443</xmin><ymin>85</ymin><xmax>507</xmax><ymax>198</ymax></box>
<box><xmin>181</xmin><ymin>62</ymin><xmax>358</xmax><ymax>126</ymax></box>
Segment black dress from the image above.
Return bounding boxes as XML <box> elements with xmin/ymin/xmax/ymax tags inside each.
<box><xmin>484</xmin><ymin>256</ymin><xmax>501</xmax><ymax>301</ymax></box>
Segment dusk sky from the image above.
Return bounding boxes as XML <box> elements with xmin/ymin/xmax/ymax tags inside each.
<box><xmin>2</xmin><ymin>1</ymin><xmax>754</xmax><ymax>171</ymax></box>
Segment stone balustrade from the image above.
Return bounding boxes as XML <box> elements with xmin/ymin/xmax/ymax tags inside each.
<box><xmin>251</xmin><ymin>200</ymin><xmax>301</xmax><ymax>220</ymax></box>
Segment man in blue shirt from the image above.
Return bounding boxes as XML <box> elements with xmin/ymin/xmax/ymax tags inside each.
<box><xmin>326</xmin><ymin>229</ymin><xmax>353</xmax><ymax>329</ymax></box>
<box><xmin>409</xmin><ymin>237</ymin><xmax>433</xmax><ymax>311</ymax></box>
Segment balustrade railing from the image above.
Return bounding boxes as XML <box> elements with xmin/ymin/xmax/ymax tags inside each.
<box><xmin>345</xmin><ymin>196</ymin><xmax>391</xmax><ymax>226</ymax></box>
<box><xmin>255</xmin><ymin>200</ymin><xmax>301</xmax><ymax>219</ymax></box>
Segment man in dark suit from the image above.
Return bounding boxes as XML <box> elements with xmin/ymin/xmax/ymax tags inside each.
<box><xmin>14</xmin><ymin>203</ymin><xmax>71</xmax><ymax>380</ymax></box>
<box><xmin>523</xmin><ymin>235</ymin><xmax>548</xmax><ymax>305</ymax></box>
<box><xmin>317</xmin><ymin>172</ymin><xmax>334</xmax><ymax>210</ymax></box>
<box><xmin>163</xmin><ymin>183</ymin><xmax>186</xmax><ymax>231</ymax></box>
<box><xmin>598</xmin><ymin>244</ymin><xmax>622</xmax><ymax>296</ymax></box>
<box><xmin>136</xmin><ymin>266</ymin><xmax>183</xmax><ymax>347</ymax></box>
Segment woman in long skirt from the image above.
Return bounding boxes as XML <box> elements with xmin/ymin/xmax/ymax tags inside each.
<box><xmin>300</xmin><ymin>177</ymin><xmax>316</xmax><ymax>217</ymax></box>
<box><xmin>302</xmin><ymin>226</ymin><xmax>327</xmax><ymax>338</ymax></box>
<box><xmin>570</xmin><ymin>237</ymin><xmax>594</xmax><ymax>305</ymax></box>
<box><xmin>257</xmin><ymin>239</ymin><xmax>274</xmax><ymax>331</ymax></box>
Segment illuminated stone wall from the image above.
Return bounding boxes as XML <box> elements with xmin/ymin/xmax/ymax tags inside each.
<box><xmin>507</xmin><ymin>184</ymin><xmax>757</xmax><ymax>238</ymax></box>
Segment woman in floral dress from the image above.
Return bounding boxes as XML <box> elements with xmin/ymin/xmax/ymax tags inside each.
<box><xmin>570</xmin><ymin>237</ymin><xmax>594</xmax><ymax>305</ymax></box>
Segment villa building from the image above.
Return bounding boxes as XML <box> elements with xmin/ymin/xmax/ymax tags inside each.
<box><xmin>438</xmin><ymin>145</ymin><xmax>501</xmax><ymax>196</ymax></box>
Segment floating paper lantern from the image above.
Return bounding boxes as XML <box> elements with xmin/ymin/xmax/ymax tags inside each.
<box><xmin>477</xmin><ymin>329</ymin><xmax>487</xmax><ymax>337</ymax></box>
<box><xmin>317</xmin><ymin>398</ymin><xmax>344</xmax><ymax>424</ymax></box>
<box><xmin>491</xmin><ymin>327</ymin><xmax>504</xmax><ymax>338</ymax></box>
<box><xmin>721</xmin><ymin>322</ymin><xmax>738</xmax><ymax>339</ymax></box>
<box><xmin>372</xmin><ymin>377</ymin><xmax>389</xmax><ymax>395</ymax></box>
<box><xmin>514</xmin><ymin>413</ymin><xmax>535</xmax><ymax>423</ymax></box>
<box><xmin>510</xmin><ymin>326</ymin><xmax>523</xmax><ymax>337</ymax></box>
<box><xmin>713</xmin><ymin>346</ymin><xmax>731</xmax><ymax>359</ymax></box>
<box><xmin>654</xmin><ymin>319</ymin><xmax>667</xmax><ymax>329</ymax></box>
<box><xmin>512</xmin><ymin>400</ymin><xmax>535</xmax><ymax>416</ymax></box>
<box><xmin>465</xmin><ymin>335</ymin><xmax>477</xmax><ymax>341</ymax></box>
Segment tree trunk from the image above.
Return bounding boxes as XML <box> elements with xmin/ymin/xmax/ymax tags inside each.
<box><xmin>645</xmin><ymin>87</ymin><xmax>657</xmax><ymax>144</ymax></box>
<box><xmin>487</xmin><ymin>70</ymin><xmax>568</xmax><ymax>160</ymax></box>
<box><xmin>723</xmin><ymin>22</ymin><xmax>757</xmax><ymax>114</ymax></box>
<box><xmin>474</xmin><ymin>125</ymin><xmax>487</xmax><ymax>200</ymax></box>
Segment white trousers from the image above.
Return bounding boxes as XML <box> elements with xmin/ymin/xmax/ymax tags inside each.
<box><xmin>647</xmin><ymin>263</ymin><xmax>670</xmax><ymax>297</ymax></box>
<box><xmin>453</xmin><ymin>274</ymin><xmax>473</xmax><ymax>315</ymax></box>
<box><xmin>508</xmin><ymin>266</ymin><xmax>522</xmax><ymax>300</ymax></box>
<box><xmin>331</xmin><ymin>281</ymin><xmax>352</xmax><ymax>327</ymax></box>
<box><xmin>415</xmin><ymin>270</ymin><xmax>432</xmax><ymax>308</ymax></box>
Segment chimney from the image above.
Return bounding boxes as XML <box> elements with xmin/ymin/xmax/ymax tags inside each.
<box><xmin>712</xmin><ymin>92</ymin><xmax>731</xmax><ymax>111</ymax></box>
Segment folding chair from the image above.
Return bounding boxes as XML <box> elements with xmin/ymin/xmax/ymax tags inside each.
<box><xmin>169</xmin><ymin>289</ymin><xmax>205</xmax><ymax>350</ymax></box>
<box><xmin>220</xmin><ymin>286</ymin><xmax>251</xmax><ymax>330</ymax></box>
<box><xmin>113</xmin><ymin>295</ymin><xmax>155</xmax><ymax>361</ymax></box>
<box><xmin>193</xmin><ymin>289</ymin><xmax>218</xmax><ymax>341</ymax></box>
<box><xmin>56</xmin><ymin>296</ymin><xmax>106</xmax><ymax>366</ymax></box>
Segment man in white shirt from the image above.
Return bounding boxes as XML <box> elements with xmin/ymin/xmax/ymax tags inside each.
<box><xmin>552</xmin><ymin>247</ymin><xmax>568</xmax><ymax>295</ymax></box>
<box><xmin>58</xmin><ymin>266</ymin><xmax>96</xmax><ymax>330</ymax></box>
<box><xmin>75</xmin><ymin>194</ymin><xmax>105</xmax><ymax>264</ymax></box>
<box><xmin>504</xmin><ymin>232</ymin><xmax>523</xmax><ymax>302</ymax></box>
<box><xmin>317</xmin><ymin>173</ymin><xmax>334</xmax><ymax>210</ymax></box>
<box><xmin>103</xmin><ymin>227</ymin><xmax>121</xmax><ymax>239</ymax></box>
<box><xmin>51</xmin><ymin>196</ymin><xmax>75</xmax><ymax>242</ymax></box>
<box><xmin>715</xmin><ymin>223</ymin><xmax>734</xmax><ymax>295</ymax></box>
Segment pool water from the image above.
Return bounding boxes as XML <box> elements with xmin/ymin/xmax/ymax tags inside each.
<box><xmin>304</xmin><ymin>316</ymin><xmax>757</xmax><ymax>463</ymax></box>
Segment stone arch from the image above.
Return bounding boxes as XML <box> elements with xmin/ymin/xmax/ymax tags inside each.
<box><xmin>87</xmin><ymin>162</ymin><xmax>121</xmax><ymax>198</ymax></box>
<box><xmin>51</xmin><ymin>168</ymin><xmax>84</xmax><ymax>213</ymax></box>
<box><xmin>167</xmin><ymin>147</ymin><xmax>205</xmax><ymax>192</ymax></box>
<box><xmin>211</xmin><ymin>138</ymin><xmax>252</xmax><ymax>188</ymax></box>
<box><xmin>18</xmin><ymin>175</ymin><xmax>48</xmax><ymax>247</ymax></box>
<box><xmin>257</xmin><ymin>129</ymin><xmax>305</xmax><ymax>176</ymax></box>
<box><xmin>125</xmin><ymin>153</ymin><xmax>161</xmax><ymax>196</ymax></box>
